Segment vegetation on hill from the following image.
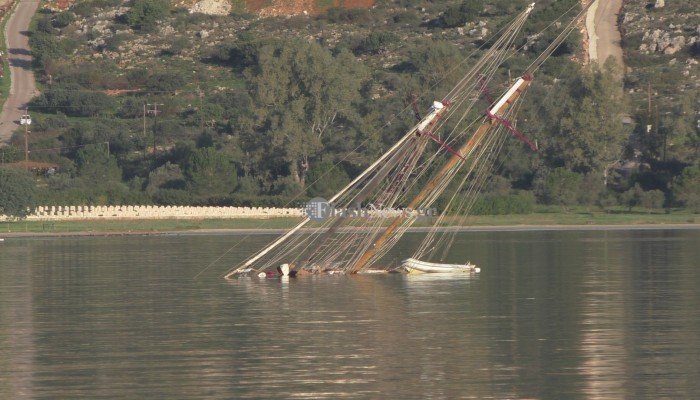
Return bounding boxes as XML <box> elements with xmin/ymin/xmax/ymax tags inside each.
<box><xmin>0</xmin><ymin>0</ymin><xmax>697</xmax><ymax>217</ymax></box>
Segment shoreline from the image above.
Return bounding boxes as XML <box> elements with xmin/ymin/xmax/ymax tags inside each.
<box><xmin>2</xmin><ymin>223</ymin><xmax>699</xmax><ymax>239</ymax></box>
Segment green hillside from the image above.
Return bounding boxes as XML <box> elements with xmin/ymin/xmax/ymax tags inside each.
<box><xmin>0</xmin><ymin>0</ymin><xmax>697</xmax><ymax>217</ymax></box>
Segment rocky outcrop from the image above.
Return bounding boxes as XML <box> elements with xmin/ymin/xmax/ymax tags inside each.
<box><xmin>178</xmin><ymin>0</ymin><xmax>374</xmax><ymax>17</ymax></box>
<box><xmin>189</xmin><ymin>0</ymin><xmax>231</xmax><ymax>16</ymax></box>
<box><xmin>640</xmin><ymin>29</ymin><xmax>690</xmax><ymax>54</ymax></box>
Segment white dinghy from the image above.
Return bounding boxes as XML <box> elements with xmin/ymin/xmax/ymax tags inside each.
<box><xmin>401</xmin><ymin>258</ymin><xmax>479</xmax><ymax>274</ymax></box>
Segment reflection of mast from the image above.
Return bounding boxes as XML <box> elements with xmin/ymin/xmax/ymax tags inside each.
<box><xmin>348</xmin><ymin>76</ymin><xmax>532</xmax><ymax>273</ymax></box>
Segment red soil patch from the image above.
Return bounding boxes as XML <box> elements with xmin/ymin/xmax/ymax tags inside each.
<box><xmin>44</xmin><ymin>0</ymin><xmax>73</xmax><ymax>10</ymax></box>
<box><xmin>244</xmin><ymin>0</ymin><xmax>271</xmax><ymax>11</ymax></box>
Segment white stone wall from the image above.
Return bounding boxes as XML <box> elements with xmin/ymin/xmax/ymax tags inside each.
<box><xmin>1</xmin><ymin>206</ymin><xmax>305</xmax><ymax>221</ymax></box>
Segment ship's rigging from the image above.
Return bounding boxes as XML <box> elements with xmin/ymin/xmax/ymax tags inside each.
<box><xmin>224</xmin><ymin>2</ymin><xmax>595</xmax><ymax>278</ymax></box>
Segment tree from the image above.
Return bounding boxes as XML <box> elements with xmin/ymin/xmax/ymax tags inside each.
<box><xmin>534</xmin><ymin>61</ymin><xmax>630</xmax><ymax>182</ymax></box>
<box><xmin>671</xmin><ymin>164</ymin><xmax>700</xmax><ymax>212</ymax></box>
<box><xmin>75</xmin><ymin>144</ymin><xmax>122</xmax><ymax>183</ymax></box>
<box><xmin>533</xmin><ymin>167</ymin><xmax>582</xmax><ymax>206</ymax></box>
<box><xmin>0</xmin><ymin>168</ymin><xmax>37</xmax><ymax>218</ymax></box>
<box><xmin>240</xmin><ymin>39</ymin><xmax>367</xmax><ymax>186</ymax></box>
<box><xmin>306</xmin><ymin>161</ymin><xmax>350</xmax><ymax>198</ymax></box>
<box><xmin>185</xmin><ymin>148</ymin><xmax>238</xmax><ymax>198</ymax></box>
<box><xmin>407</xmin><ymin>39</ymin><xmax>465</xmax><ymax>94</ymax></box>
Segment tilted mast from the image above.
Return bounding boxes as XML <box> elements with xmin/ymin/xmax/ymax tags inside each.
<box><xmin>224</xmin><ymin>103</ymin><xmax>448</xmax><ymax>279</ymax></box>
<box><xmin>348</xmin><ymin>75</ymin><xmax>533</xmax><ymax>273</ymax></box>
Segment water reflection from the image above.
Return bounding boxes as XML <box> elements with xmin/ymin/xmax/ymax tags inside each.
<box><xmin>0</xmin><ymin>242</ymin><xmax>35</xmax><ymax>399</ymax></box>
<box><xmin>0</xmin><ymin>230</ymin><xmax>698</xmax><ymax>398</ymax></box>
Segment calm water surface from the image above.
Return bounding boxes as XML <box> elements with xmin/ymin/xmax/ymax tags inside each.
<box><xmin>1</xmin><ymin>229</ymin><xmax>699</xmax><ymax>399</ymax></box>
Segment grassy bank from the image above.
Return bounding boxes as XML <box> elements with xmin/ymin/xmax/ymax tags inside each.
<box><xmin>1</xmin><ymin>208</ymin><xmax>697</xmax><ymax>235</ymax></box>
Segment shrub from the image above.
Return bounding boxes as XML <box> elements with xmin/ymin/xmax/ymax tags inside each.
<box><xmin>469</xmin><ymin>192</ymin><xmax>535</xmax><ymax>215</ymax></box>
<box><xmin>533</xmin><ymin>167</ymin><xmax>582</xmax><ymax>206</ymax></box>
<box><xmin>0</xmin><ymin>167</ymin><xmax>37</xmax><ymax>218</ymax></box>
<box><xmin>393</xmin><ymin>11</ymin><xmax>420</xmax><ymax>25</ymax></box>
<box><xmin>72</xmin><ymin>0</ymin><xmax>122</xmax><ymax>18</ymax></box>
<box><xmin>147</xmin><ymin>162</ymin><xmax>185</xmax><ymax>193</ymax></box>
<box><xmin>145</xmin><ymin>71</ymin><xmax>187</xmax><ymax>93</ymax></box>
<box><xmin>152</xmin><ymin>189</ymin><xmax>194</xmax><ymax>205</ymax></box>
<box><xmin>620</xmin><ymin>184</ymin><xmax>666</xmax><ymax>211</ymax></box>
<box><xmin>125</xmin><ymin>0</ymin><xmax>171</xmax><ymax>31</ymax></box>
<box><xmin>164</xmin><ymin>37</ymin><xmax>190</xmax><ymax>56</ymax></box>
<box><xmin>671</xmin><ymin>165</ymin><xmax>700</xmax><ymax>212</ymax></box>
<box><xmin>639</xmin><ymin>189</ymin><xmax>665</xmax><ymax>210</ymax></box>
<box><xmin>53</xmin><ymin>12</ymin><xmax>75</xmax><ymax>29</ymax></box>
<box><xmin>354</xmin><ymin>32</ymin><xmax>398</xmax><ymax>55</ymax></box>
<box><xmin>29</xmin><ymin>33</ymin><xmax>63</xmax><ymax>67</ymax></box>
<box><xmin>325</xmin><ymin>7</ymin><xmax>370</xmax><ymax>24</ymax></box>
<box><xmin>441</xmin><ymin>1</ymin><xmax>481</xmax><ymax>28</ymax></box>
<box><xmin>31</xmin><ymin>84</ymin><xmax>116</xmax><ymax>117</ymax></box>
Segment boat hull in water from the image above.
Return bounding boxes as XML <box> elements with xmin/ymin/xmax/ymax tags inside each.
<box><xmin>401</xmin><ymin>258</ymin><xmax>479</xmax><ymax>274</ymax></box>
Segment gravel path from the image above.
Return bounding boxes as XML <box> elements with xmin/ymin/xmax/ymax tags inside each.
<box><xmin>586</xmin><ymin>0</ymin><xmax>625</xmax><ymax>68</ymax></box>
<box><xmin>0</xmin><ymin>0</ymin><xmax>39</xmax><ymax>144</ymax></box>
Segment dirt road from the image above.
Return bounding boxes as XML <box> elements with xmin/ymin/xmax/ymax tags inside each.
<box><xmin>0</xmin><ymin>0</ymin><xmax>39</xmax><ymax>144</ymax></box>
<box><xmin>586</xmin><ymin>0</ymin><xmax>624</xmax><ymax>68</ymax></box>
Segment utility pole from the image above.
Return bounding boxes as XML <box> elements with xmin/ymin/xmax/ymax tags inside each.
<box><xmin>646</xmin><ymin>83</ymin><xmax>653</xmax><ymax>135</ymax></box>
<box><xmin>20</xmin><ymin>109</ymin><xmax>31</xmax><ymax>163</ymax></box>
<box><xmin>142</xmin><ymin>103</ymin><xmax>147</xmax><ymax>159</ymax></box>
<box><xmin>198</xmin><ymin>86</ymin><xmax>204</xmax><ymax>131</ymax></box>
<box><xmin>147</xmin><ymin>103</ymin><xmax>163</xmax><ymax>162</ymax></box>
<box><xmin>658</xmin><ymin>105</ymin><xmax>666</xmax><ymax>162</ymax></box>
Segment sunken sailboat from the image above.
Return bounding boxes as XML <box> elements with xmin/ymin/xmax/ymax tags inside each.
<box><xmin>225</xmin><ymin>2</ymin><xmax>594</xmax><ymax>278</ymax></box>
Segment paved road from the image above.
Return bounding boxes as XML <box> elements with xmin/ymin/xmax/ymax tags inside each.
<box><xmin>0</xmin><ymin>0</ymin><xmax>39</xmax><ymax>144</ymax></box>
<box><xmin>586</xmin><ymin>0</ymin><xmax>624</xmax><ymax>69</ymax></box>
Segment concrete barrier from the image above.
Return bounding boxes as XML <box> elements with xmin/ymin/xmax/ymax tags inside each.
<box><xmin>1</xmin><ymin>205</ymin><xmax>306</xmax><ymax>221</ymax></box>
